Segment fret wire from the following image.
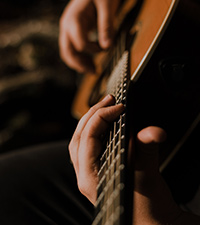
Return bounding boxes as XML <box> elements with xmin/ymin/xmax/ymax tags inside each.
<box><xmin>118</xmin><ymin>58</ymin><xmax>125</xmax><ymax>150</ymax></box>
<box><xmin>98</xmin><ymin>51</ymin><xmax>127</xmax><ymax>179</ymax></box>
<box><xmin>100</xmin><ymin>139</ymin><xmax>110</xmax><ymax>169</ymax></box>
<box><xmin>95</xmin><ymin>150</ymin><xmax>126</xmax><ymax>224</ymax></box>
<box><xmin>108</xmin><ymin>124</ymin><xmax>114</xmax><ymax>223</ymax></box>
<box><xmin>106</xmin><ymin>129</ymin><xmax>113</xmax><ymax>224</ymax></box>
<box><xmin>96</xmin><ymin>153</ymin><xmax>120</xmax><ymax>208</ymax></box>
<box><xmin>96</xmin><ymin>150</ymin><xmax>124</xmax><ymax>204</ymax></box>
<box><xmin>112</xmin><ymin>121</ymin><xmax>116</xmax><ymax>223</ymax></box>
<box><xmin>94</xmin><ymin>169</ymin><xmax>125</xmax><ymax>225</ymax></box>
<box><xmin>93</xmin><ymin>51</ymin><xmax>129</xmax><ymax>225</ymax></box>
<box><xmin>101</xmin><ymin>135</ymin><xmax>108</xmax><ymax>225</ymax></box>
<box><xmin>97</xmin><ymin>145</ymin><xmax>120</xmax><ymax>188</ymax></box>
<box><xmin>115</xmin><ymin>120</ymin><xmax>120</xmax><ymax>158</ymax></box>
<box><xmin>115</xmin><ymin>122</ymin><xmax>120</xmax><ymax>157</ymax></box>
<box><xmin>98</xmin><ymin>139</ymin><xmax>122</xmax><ymax>190</ymax></box>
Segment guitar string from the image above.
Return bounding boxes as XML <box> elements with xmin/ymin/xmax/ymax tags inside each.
<box><xmin>94</xmin><ymin>31</ymin><xmax>127</xmax><ymax>225</ymax></box>
<box><xmin>110</xmin><ymin>37</ymin><xmax>118</xmax><ymax>223</ymax></box>
<box><xmin>111</xmin><ymin>32</ymin><xmax>125</xmax><ymax>224</ymax></box>
<box><xmin>106</xmin><ymin>40</ymin><xmax>115</xmax><ymax>223</ymax></box>
<box><xmin>111</xmin><ymin>34</ymin><xmax>119</xmax><ymax>224</ymax></box>
<box><xmin>103</xmin><ymin>34</ymin><xmax>119</xmax><ymax>224</ymax></box>
<box><xmin>115</xmin><ymin>32</ymin><xmax>123</xmax><ymax>224</ymax></box>
<box><xmin>111</xmin><ymin>36</ymin><xmax>120</xmax><ymax>223</ymax></box>
<box><xmin>112</xmin><ymin>32</ymin><xmax>125</xmax><ymax>224</ymax></box>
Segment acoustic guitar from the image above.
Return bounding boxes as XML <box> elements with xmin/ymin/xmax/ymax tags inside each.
<box><xmin>71</xmin><ymin>0</ymin><xmax>200</xmax><ymax>224</ymax></box>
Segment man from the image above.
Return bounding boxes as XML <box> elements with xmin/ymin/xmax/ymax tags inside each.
<box><xmin>0</xmin><ymin>0</ymin><xmax>199</xmax><ymax>224</ymax></box>
<box><xmin>59</xmin><ymin>0</ymin><xmax>200</xmax><ymax>224</ymax></box>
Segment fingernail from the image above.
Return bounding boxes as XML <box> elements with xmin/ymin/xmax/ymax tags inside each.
<box><xmin>104</xmin><ymin>38</ymin><xmax>112</xmax><ymax>48</ymax></box>
<box><xmin>102</xmin><ymin>94</ymin><xmax>114</xmax><ymax>102</ymax></box>
<box><xmin>102</xmin><ymin>37</ymin><xmax>112</xmax><ymax>49</ymax></box>
<box><xmin>118</xmin><ymin>103</ymin><xmax>125</xmax><ymax>109</ymax></box>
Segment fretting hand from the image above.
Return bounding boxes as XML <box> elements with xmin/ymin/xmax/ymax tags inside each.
<box><xmin>69</xmin><ymin>94</ymin><xmax>200</xmax><ymax>224</ymax></box>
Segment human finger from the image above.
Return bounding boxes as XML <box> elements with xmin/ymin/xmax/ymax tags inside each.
<box><xmin>70</xmin><ymin>95</ymin><xmax>115</xmax><ymax>146</ymax></box>
<box><xmin>137</xmin><ymin>126</ymin><xmax>166</xmax><ymax>145</ymax></box>
<box><xmin>94</xmin><ymin>0</ymin><xmax>116</xmax><ymax>49</ymax></box>
<box><xmin>59</xmin><ymin>34</ymin><xmax>96</xmax><ymax>74</ymax></box>
<box><xmin>76</xmin><ymin>102</ymin><xmax>125</xmax><ymax>203</ymax></box>
<box><xmin>130</xmin><ymin>126</ymin><xmax>167</xmax><ymax>199</ymax></box>
<box><xmin>83</xmin><ymin>102</ymin><xmax>125</xmax><ymax>140</ymax></box>
<box><xmin>59</xmin><ymin>1</ymin><xmax>100</xmax><ymax>73</ymax></box>
<box><xmin>59</xmin><ymin>17</ymin><xmax>97</xmax><ymax>73</ymax></box>
<box><xmin>78</xmin><ymin>101</ymin><xmax>125</xmax><ymax>177</ymax></box>
<box><xmin>68</xmin><ymin>20</ymin><xmax>101</xmax><ymax>55</ymax></box>
<box><xmin>69</xmin><ymin>95</ymin><xmax>116</xmax><ymax>170</ymax></box>
<box><xmin>135</xmin><ymin>126</ymin><xmax>167</xmax><ymax>172</ymax></box>
<box><xmin>132</xmin><ymin>127</ymin><xmax>183</xmax><ymax>225</ymax></box>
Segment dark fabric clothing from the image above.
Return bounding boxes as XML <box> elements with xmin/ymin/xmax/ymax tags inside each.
<box><xmin>0</xmin><ymin>141</ymin><xmax>93</xmax><ymax>225</ymax></box>
<box><xmin>0</xmin><ymin>141</ymin><xmax>200</xmax><ymax>225</ymax></box>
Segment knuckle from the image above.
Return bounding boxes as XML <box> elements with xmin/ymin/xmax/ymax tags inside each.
<box><xmin>77</xmin><ymin>176</ymin><xmax>88</xmax><ymax>196</ymax></box>
<box><xmin>71</xmin><ymin>24</ymin><xmax>87</xmax><ymax>52</ymax></box>
<box><xmin>87</xmin><ymin>104</ymin><xmax>99</xmax><ymax>116</ymax></box>
<box><xmin>59</xmin><ymin>48</ymin><xmax>76</xmax><ymax>70</ymax></box>
<box><xmin>59</xmin><ymin>50</ymin><xmax>66</xmax><ymax>62</ymax></box>
<box><xmin>68</xmin><ymin>140</ymin><xmax>73</xmax><ymax>153</ymax></box>
<box><xmin>103</xmin><ymin>25</ymin><xmax>112</xmax><ymax>34</ymax></box>
<box><xmin>68</xmin><ymin>136</ymin><xmax>79</xmax><ymax>167</ymax></box>
<box><xmin>68</xmin><ymin>142</ymin><xmax>75</xmax><ymax>162</ymax></box>
<box><xmin>59</xmin><ymin>12</ymin><xmax>71</xmax><ymax>30</ymax></box>
<box><xmin>96</xmin><ymin>107</ymin><xmax>106</xmax><ymax>119</ymax></box>
<box><xmin>81</xmin><ymin>128</ymin><xmax>90</xmax><ymax>140</ymax></box>
<box><xmin>75</xmin><ymin>39</ymin><xmax>87</xmax><ymax>52</ymax></box>
<box><xmin>59</xmin><ymin>15</ymin><xmax>65</xmax><ymax>29</ymax></box>
<box><xmin>60</xmin><ymin>54</ymin><xmax>72</xmax><ymax>69</ymax></box>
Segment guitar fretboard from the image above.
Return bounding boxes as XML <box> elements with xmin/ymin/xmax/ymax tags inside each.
<box><xmin>92</xmin><ymin>51</ymin><xmax>129</xmax><ymax>225</ymax></box>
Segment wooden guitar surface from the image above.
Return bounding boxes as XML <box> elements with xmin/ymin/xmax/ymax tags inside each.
<box><xmin>70</xmin><ymin>0</ymin><xmax>200</xmax><ymax>224</ymax></box>
<box><xmin>71</xmin><ymin>0</ymin><xmax>178</xmax><ymax>119</ymax></box>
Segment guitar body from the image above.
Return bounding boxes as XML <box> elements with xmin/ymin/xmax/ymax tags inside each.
<box><xmin>71</xmin><ymin>0</ymin><xmax>178</xmax><ymax>119</ymax></box>
<box><xmin>72</xmin><ymin>0</ymin><xmax>200</xmax><ymax>166</ymax></box>
<box><xmin>71</xmin><ymin>0</ymin><xmax>200</xmax><ymax>224</ymax></box>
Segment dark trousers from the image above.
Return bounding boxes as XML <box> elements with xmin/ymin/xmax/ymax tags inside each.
<box><xmin>0</xmin><ymin>141</ymin><xmax>94</xmax><ymax>225</ymax></box>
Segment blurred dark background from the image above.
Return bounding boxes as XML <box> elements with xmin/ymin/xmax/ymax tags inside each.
<box><xmin>0</xmin><ymin>0</ymin><xmax>78</xmax><ymax>152</ymax></box>
<box><xmin>0</xmin><ymin>0</ymin><xmax>200</xmax><ymax>211</ymax></box>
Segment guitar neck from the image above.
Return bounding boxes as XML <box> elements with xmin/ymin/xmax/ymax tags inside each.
<box><xmin>72</xmin><ymin>1</ymin><xmax>181</xmax><ymax>224</ymax></box>
<box><xmin>92</xmin><ymin>51</ymin><xmax>130</xmax><ymax>225</ymax></box>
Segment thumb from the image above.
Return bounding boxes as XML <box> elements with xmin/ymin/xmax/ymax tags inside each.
<box><xmin>94</xmin><ymin>0</ymin><xmax>115</xmax><ymax>49</ymax></box>
<box><xmin>135</xmin><ymin>126</ymin><xmax>167</xmax><ymax>173</ymax></box>
<box><xmin>132</xmin><ymin>127</ymin><xmax>182</xmax><ymax>225</ymax></box>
